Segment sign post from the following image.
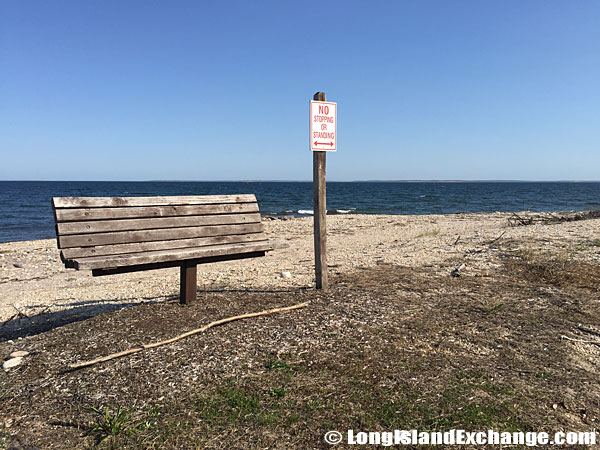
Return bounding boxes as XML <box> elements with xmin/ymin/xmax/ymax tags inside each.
<box><xmin>311</xmin><ymin>91</ymin><xmax>337</xmax><ymax>289</ymax></box>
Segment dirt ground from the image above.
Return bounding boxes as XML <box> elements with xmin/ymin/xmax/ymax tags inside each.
<box><xmin>1</xmin><ymin>216</ymin><xmax>600</xmax><ymax>449</ymax></box>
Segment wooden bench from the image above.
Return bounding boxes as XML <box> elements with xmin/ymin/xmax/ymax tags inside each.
<box><xmin>52</xmin><ymin>194</ymin><xmax>278</xmax><ymax>304</ymax></box>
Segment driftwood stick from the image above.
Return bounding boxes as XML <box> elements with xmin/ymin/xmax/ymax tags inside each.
<box><xmin>487</xmin><ymin>230</ymin><xmax>506</xmax><ymax>245</ymax></box>
<box><xmin>509</xmin><ymin>210</ymin><xmax>600</xmax><ymax>227</ymax></box>
<box><xmin>0</xmin><ymin>313</ymin><xmax>18</xmax><ymax>328</ymax></box>
<box><xmin>11</xmin><ymin>305</ymin><xmax>31</xmax><ymax>320</ymax></box>
<box><xmin>69</xmin><ymin>302</ymin><xmax>309</xmax><ymax>370</ymax></box>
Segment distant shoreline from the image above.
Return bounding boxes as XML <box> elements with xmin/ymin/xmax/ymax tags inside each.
<box><xmin>1</xmin><ymin>179</ymin><xmax>600</xmax><ymax>183</ymax></box>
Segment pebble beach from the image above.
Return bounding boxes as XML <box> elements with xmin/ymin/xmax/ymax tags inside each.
<box><xmin>2</xmin><ymin>212</ymin><xmax>599</xmax><ymax>332</ymax></box>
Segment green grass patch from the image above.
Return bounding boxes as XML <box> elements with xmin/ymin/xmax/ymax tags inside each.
<box><xmin>267</xmin><ymin>387</ymin><xmax>286</xmax><ymax>398</ymax></box>
<box><xmin>480</xmin><ymin>299</ymin><xmax>503</xmax><ymax>313</ymax></box>
<box><xmin>85</xmin><ymin>405</ymin><xmax>155</xmax><ymax>444</ymax></box>
<box><xmin>264</xmin><ymin>359</ymin><xmax>292</xmax><ymax>373</ymax></box>
<box><xmin>196</xmin><ymin>386</ymin><xmax>261</xmax><ymax>426</ymax></box>
<box><xmin>70</xmin><ymin>355</ymin><xmax>533</xmax><ymax>448</ymax></box>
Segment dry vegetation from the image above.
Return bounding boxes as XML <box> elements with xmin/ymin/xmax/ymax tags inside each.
<box><xmin>1</xmin><ymin>214</ymin><xmax>600</xmax><ymax>449</ymax></box>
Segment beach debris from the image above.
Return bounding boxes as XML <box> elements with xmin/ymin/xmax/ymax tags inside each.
<box><xmin>486</xmin><ymin>230</ymin><xmax>507</xmax><ymax>245</ymax></box>
<box><xmin>453</xmin><ymin>235</ymin><xmax>461</xmax><ymax>246</ymax></box>
<box><xmin>3</xmin><ymin>357</ymin><xmax>23</xmax><ymax>371</ymax></box>
<box><xmin>0</xmin><ymin>314</ymin><xmax>19</xmax><ymax>328</ymax></box>
<box><xmin>10</xmin><ymin>350</ymin><xmax>29</xmax><ymax>358</ymax></box>
<box><xmin>280</xmin><ymin>271</ymin><xmax>292</xmax><ymax>279</ymax></box>
<box><xmin>508</xmin><ymin>210</ymin><xmax>600</xmax><ymax>227</ymax></box>
<box><xmin>9</xmin><ymin>305</ymin><xmax>31</xmax><ymax>322</ymax></box>
<box><xmin>68</xmin><ymin>301</ymin><xmax>309</xmax><ymax>370</ymax></box>
<box><xmin>12</xmin><ymin>263</ymin><xmax>23</xmax><ymax>269</ymax></box>
<box><xmin>450</xmin><ymin>263</ymin><xmax>466</xmax><ymax>277</ymax></box>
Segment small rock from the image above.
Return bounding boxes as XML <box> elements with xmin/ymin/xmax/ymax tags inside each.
<box><xmin>9</xmin><ymin>350</ymin><xmax>29</xmax><ymax>358</ymax></box>
<box><xmin>13</xmin><ymin>263</ymin><xmax>23</xmax><ymax>269</ymax></box>
<box><xmin>280</xmin><ymin>271</ymin><xmax>292</xmax><ymax>279</ymax></box>
<box><xmin>2</xmin><ymin>357</ymin><xmax>23</xmax><ymax>371</ymax></box>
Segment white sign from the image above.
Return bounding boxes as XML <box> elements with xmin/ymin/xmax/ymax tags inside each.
<box><xmin>310</xmin><ymin>101</ymin><xmax>337</xmax><ymax>151</ymax></box>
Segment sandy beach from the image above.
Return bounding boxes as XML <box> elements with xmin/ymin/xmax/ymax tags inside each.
<box><xmin>2</xmin><ymin>212</ymin><xmax>600</xmax><ymax>448</ymax></box>
<box><xmin>1</xmin><ymin>212</ymin><xmax>599</xmax><ymax>328</ymax></box>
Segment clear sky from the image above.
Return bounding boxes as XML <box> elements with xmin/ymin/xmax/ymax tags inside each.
<box><xmin>1</xmin><ymin>1</ymin><xmax>599</xmax><ymax>181</ymax></box>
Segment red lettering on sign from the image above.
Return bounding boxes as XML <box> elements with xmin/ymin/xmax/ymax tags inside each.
<box><xmin>318</xmin><ymin>105</ymin><xmax>329</xmax><ymax>115</ymax></box>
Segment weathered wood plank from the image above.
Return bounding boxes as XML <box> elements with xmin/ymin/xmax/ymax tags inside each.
<box><xmin>55</xmin><ymin>202</ymin><xmax>259</xmax><ymax>222</ymax></box>
<box><xmin>58</xmin><ymin>223</ymin><xmax>264</xmax><ymax>248</ymax></box>
<box><xmin>57</xmin><ymin>212</ymin><xmax>261</xmax><ymax>235</ymax></box>
<box><xmin>61</xmin><ymin>233</ymin><xmax>267</xmax><ymax>260</ymax></box>
<box><xmin>313</xmin><ymin>91</ymin><xmax>329</xmax><ymax>290</ymax></box>
<box><xmin>52</xmin><ymin>194</ymin><xmax>256</xmax><ymax>208</ymax></box>
<box><xmin>313</xmin><ymin>148</ymin><xmax>328</xmax><ymax>289</ymax></box>
<box><xmin>74</xmin><ymin>241</ymin><xmax>274</xmax><ymax>269</ymax></box>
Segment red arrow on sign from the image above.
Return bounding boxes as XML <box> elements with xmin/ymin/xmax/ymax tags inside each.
<box><xmin>314</xmin><ymin>141</ymin><xmax>334</xmax><ymax>147</ymax></box>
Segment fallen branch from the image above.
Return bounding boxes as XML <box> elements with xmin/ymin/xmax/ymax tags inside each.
<box><xmin>486</xmin><ymin>230</ymin><xmax>506</xmax><ymax>245</ymax></box>
<box><xmin>69</xmin><ymin>302</ymin><xmax>309</xmax><ymax>370</ymax></box>
<box><xmin>11</xmin><ymin>305</ymin><xmax>31</xmax><ymax>320</ymax></box>
<box><xmin>508</xmin><ymin>210</ymin><xmax>600</xmax><ymax>227</ymax></box>
<box><xmin>508</xmin><ymin>213</ymin><xmax>532</xmax><ymax>227</ymax></box>
<box><xmin>0</xmin><ymin>313</ymin><xmax>18</xmax><ymax>329</ymax></box>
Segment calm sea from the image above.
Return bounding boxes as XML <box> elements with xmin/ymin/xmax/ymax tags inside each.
<box><xmin>1</xmin><ymin>181</ymin><xmax>599</xmax><ymax>243</ymax></box>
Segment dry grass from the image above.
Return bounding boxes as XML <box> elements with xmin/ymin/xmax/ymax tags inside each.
<box><xmin>504</xmin><ymin>247</ymin><xmax>600</xmax><ymax>290</ymax></box>
<box><xmin>1</xmin><ymin>248</ymin><xmax>600</xmax><ymax>449</ymax></box>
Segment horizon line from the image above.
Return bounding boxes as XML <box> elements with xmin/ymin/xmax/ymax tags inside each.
<box><xmin>1</xmin><ymin>179</ymin><xmax>600</xmax><ymax>183</ymax></box>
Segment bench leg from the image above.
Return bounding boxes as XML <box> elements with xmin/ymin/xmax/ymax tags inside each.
<box><xmin>180</xmin><ymin>261</ymin><xmax>197</xmax><ymax>305</ymax></box>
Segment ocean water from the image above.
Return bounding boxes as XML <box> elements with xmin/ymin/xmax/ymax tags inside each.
<box><xmin>1</xmin><ymin>181</ymin><xmax>599</xmax><ymax>243</ymax></box>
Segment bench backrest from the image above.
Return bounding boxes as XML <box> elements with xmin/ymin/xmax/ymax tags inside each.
<box><xmin>52</xmin><ymin>194</ymin><xmax>265</xmax><ymax>264</ymax></box>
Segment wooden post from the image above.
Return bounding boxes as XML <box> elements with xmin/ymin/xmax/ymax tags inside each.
<box><xmin>313</xmin><ymin>91</ymin><xmax>328</xmax><ymax>289</ymax></box>
<box><xmin>180</xmin><ymin>260</ymin><xmax>197</xmax><ymax>304</ymax></box>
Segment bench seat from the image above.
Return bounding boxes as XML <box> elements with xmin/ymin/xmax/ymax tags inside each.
<box><xmin>73</xmin><ymin>240</ymin><xmax>274</xmax><ymax>270</ymax></box>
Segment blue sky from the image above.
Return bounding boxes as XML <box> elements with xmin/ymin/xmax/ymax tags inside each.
<box><xmin>1</xmin><ymin>1</ymin><xmax>599</xmax><ymax>181</ymax></box>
